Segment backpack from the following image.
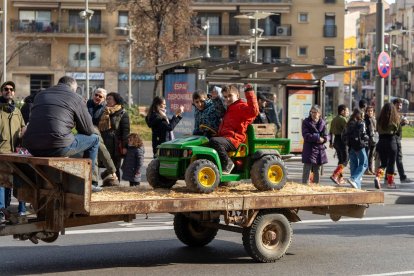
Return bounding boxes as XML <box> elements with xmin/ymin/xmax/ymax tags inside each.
<box><xmin>342</xmin><ymin>121</ymin><xmax>368</xmax><ymax>150</ymax></box>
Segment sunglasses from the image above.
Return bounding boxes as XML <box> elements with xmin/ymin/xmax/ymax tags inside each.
<box><xmin>94</xmin><ymin>94</ymin><xmax>104</xmax><ymax>99</ymax></box>
<box><xmin>3</xmin><ymin>87</ymin><xmax>14</xmax><ymax>92</ymax></box>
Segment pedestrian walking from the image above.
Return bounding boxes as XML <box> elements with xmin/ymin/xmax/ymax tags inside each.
<box><xmin>364</xmin><ymin>105</ymin><xmax>377</xmax><ymax>175</ymax></box>
<box><xmin>329</xmin><ymin>104</ymin><xmax>349</xmax><ymax>185</ymax></box>
<box><xmin>342</xmin><ymin>108</ymin><xmax>369</xmax><ymax>189</ymax></box>
<box><xmin>392</xmin><ymin>98</ymin><xmax>413</xmax><ymax>183</ymax></box>
<box><xmin>301</xmin><ymin>105</ymin><xmax>328</xmax><ymax>185</ymax></box>
<box><xmin>374</xmin><ymin>103</ymin><xmax>400</xmax><ymax>189</ymax></box>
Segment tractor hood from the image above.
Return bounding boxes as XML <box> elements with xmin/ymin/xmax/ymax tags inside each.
<box><xmin>160</xmin><ymin>136</ymin><xmax>209</xmax><ymax>149</ymax></box>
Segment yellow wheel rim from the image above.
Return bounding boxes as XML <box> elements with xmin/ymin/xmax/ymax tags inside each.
<box><xmin>268</xmin><ymin>165</ymin><xmax>283</xmax><ymax>183</ymax></box>
<box><xmin>198</xmin><ymin>167</ymin><xmax>216</xmax><ymax>188</ymax></box>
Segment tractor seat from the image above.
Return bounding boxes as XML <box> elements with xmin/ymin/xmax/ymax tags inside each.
<box><xmin>228</xmin><ymin>143</ymin><xmax>248</xmax><ymax>158</ymax></box>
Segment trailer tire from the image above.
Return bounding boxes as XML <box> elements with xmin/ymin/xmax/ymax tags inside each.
<box><xmin>40</xmin><ymin>232</ymin><xmax>59</xmax><ymax>243</ymax></box>
<box><xmin>242</xmin><ymin>212</ymin><xmax>292</xmax><ymax>263</ymax></box>
<box><xmin>174</xmin><ymin>213</ymin><xmax>219</xmax><ymax>247</ymax></box>
<box><xmin>146</xmin><ymin>159</ymin><xmax>176</xmax><ymax>189</ymax></box>
<box><xmin>251</xmin><ymin>156</ymin><xmax>287</xmax><ymax>191</ymax></box>
<box><xmin>185</xmin><ymin>159</ymin><xmax>220</xmax><ymax>193</ymax></box>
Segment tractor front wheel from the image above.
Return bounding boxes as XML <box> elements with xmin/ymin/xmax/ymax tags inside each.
<box><xmin>251</xmin><ymin>156</ymin><xmax>287</xmax><ymax>191</ymax></box>
<box><xmin>146</xmin><ymin>159</ymin><xmax>176</xmax><ymax>189</ymax></box>
<box><xmin>185</xmin><ymin>159</ymin><xmax>220</xmax><ymax>193</ymax></box>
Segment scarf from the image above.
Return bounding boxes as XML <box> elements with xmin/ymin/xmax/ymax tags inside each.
<box><xmin>158</xmin><ymin>108</ymin><xmax>175</xmax><ymax>140</ymax></box>
<box><xmin>0</xmin><ymin>97</ymin><xmax>15</xmax><ymax>113</ymax></box>
<box><xmin>98</xmin><ymin>104</ymin><xmax>123</xmax><ymax>132</ymax></box>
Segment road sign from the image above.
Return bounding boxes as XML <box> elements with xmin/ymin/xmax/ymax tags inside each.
<box><xmin>377</xmin><ymin>51</ymin><xmax>392</xmax><ymax>78</ymax></box>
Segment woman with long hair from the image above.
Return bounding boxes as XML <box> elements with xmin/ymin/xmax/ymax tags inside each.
<box><xmin>343</xmin><ymin>108</ymin><xmax>368</xmax><ymax>189</ymax></box>
<box><xmin>145</xmin><ymin>96</ymin><xmax>184</xmax><ymax>156</ymax></box>
<box><xmin>374</xmin><ymin>103</ymin><xmax>400</xmax><ymax>189</ymax></box>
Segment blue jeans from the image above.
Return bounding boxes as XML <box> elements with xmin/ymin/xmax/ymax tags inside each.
<box><xmin>0</xmin><ymin>187</ymin><xmax>11</xmax><ymax>209</ymax></box>
<box><xmin>28</xmin><ymin>134</ymin><xmax>99</xmax><ymax>177</ymax></box>
<box><xmin>349</xmin><ymin>148</ymin><xmax>368</xmax><ymax>189</ymax></box>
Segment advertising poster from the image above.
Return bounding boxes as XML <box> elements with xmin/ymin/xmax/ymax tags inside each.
<box><xmin>164</xmin><ymin>73</ymin><xmax>196</xmax><ymax>137</ymax></box>
<box><xmin>287</xmin><ymin>89</ymin><xmax>315</xmax><ymax>153</ymax></box>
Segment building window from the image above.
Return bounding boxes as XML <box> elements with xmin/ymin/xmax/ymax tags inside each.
<box><xmin>324</xmin><ymin>13</ymin><xmax>336</xmax><ymax>37</ymax></box>
<box><xmin>68</xmin><ymin>10</ymin><xmax>101</xmax><ymax>33</ymax></box>
<box><xmin>229</xmin><ymin>45</ymin><xmax>237</xmax><ymax>59</ymax></box>
<box><xmin>19</xmin><ymin>10</ymin><xmax>51</xmax><ymax>32</ymax></box>
<box><xmin>68</xmin><ymin>44</ymin><xmax>101</xmax><ymax>67</ymax></box>
<box><xmin>298</xmin><ymin>13</ymin><xmax>309</xmax><ymax>23</ymax></box>
<box><xmin>19</xmin><ymin>43</ymin><xmax>51</xmax><ymax>66</ymax></box>
<box><xmin>258</xmin><ymin>47</ymin><xmax>280</xmax><ymax>63</ymax></box>
<box><xmin>298</xmin><ymin>46</ymin><xmax>307</xmax><ymax>57</ymax></box>
<box><xmin>118</xmin><ymin>44</ymin><xmax>128</xmax><ymax>68</ymax></box>
<box><xmin>197</xmin><ymin>13</ymin><xmax>221</xmax><ymax>35</ymax></box>
<box><xmin>324</xmin><ymin>46</ymin><xmax>336</xmax><ymax>65</ymax></box>
<box><xmin>118</xmin><ymin>11</ymin><xmax>128</xmax><ymax>27</ymax></box>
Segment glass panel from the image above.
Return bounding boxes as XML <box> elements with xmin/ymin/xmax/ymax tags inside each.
<box><xmin>118</xmin><ymin>44</ymin><xmax>128</xmax><ymax>68</ymax></box>
<box><xmin>118</xmin><ymin>11</ymin><xmax>128</xmax><ymax>27</ymax></box>
<box><xmin>68</xmin><ymin>44</ymin><xmax>101</xmax><ymax>67</ymax></box>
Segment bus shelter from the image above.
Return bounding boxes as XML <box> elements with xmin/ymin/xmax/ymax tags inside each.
<box><xmin>157</xmin><ymin>57</ymin><xmax>362</xmax><ymax>153</ymax></box>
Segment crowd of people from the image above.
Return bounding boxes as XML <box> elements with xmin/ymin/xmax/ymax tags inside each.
<box><xmin>0</xmin><ymin>76</ymin><xmax>412</xmax><ymax>222</ymax></box>
<box><xmin>302</xmin><ymin>98</ymin><xmax>412</xmax><ymax>189</ymax></box>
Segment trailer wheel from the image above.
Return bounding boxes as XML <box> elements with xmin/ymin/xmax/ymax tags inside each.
<box><xmin>174</xmin><ymin>213</ymin><xmax>219</xmax><ymax>247</ymax></box>
<box><xmin>251</xmin><ymin>156</ymin><xmax>287</xmax><ymax>191</ymax></box>
<box><xmin>242</xmin><ymin>212</ymin><xmax>292</xmax><ymax>263</ymax></box>
<box><xmin>146</xmin><ymin>159</ymin><xmax>176</xmax><ymax>189</ymax></box>
<box><xmin>40</xmin><ymin>232</ymin><xmax>59</xmax><ymax>243</ymax></box>
<box><xmin>185</xmin><ymin>159</ymin><xmax>220</xmax><ymax>193</ymax></box>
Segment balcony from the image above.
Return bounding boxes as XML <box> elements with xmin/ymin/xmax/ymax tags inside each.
<box><xmin>275</xmin><ymin>24</ymin><xmax>291</xmax><ymax>36</ymax></box>
<box><xmin>323</xmin><ymin>25</ymin><xmax>337</xmax><ymax>37</ymax></box>
<box><xmin>193</xmin><ymin>0</ymin><xmax>292</xmax><ymax>3</ymax></box>
<box><xmin>228</xmin><ymin>22</ymin><xmax>291</xmax><ymax>37</ymax></box>
<box><xmin>10</xmin><ymin>19</ymin><xmax>107</xmax><ymax>36</ymax></box>
<box><xmin>323</xmin><ymin>56</ymin><xmax>336</xmax><ymax>65</ymax></box>
<box><xmin>324</xmin><ymin>0</ymin><xmax>336</xmax><ymax>3</ymax></box>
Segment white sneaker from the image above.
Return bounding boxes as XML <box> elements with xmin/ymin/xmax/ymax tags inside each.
<box><xmin>347</xmin><ymin>178</ymin><xmax>358</xmax><ymax>189</ymax></box>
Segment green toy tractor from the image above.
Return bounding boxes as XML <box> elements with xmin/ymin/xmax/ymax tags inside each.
<box><xmin>146</xmin><ymin>124</ymin><xmax>291</xmax><ymax>193</ymax></box>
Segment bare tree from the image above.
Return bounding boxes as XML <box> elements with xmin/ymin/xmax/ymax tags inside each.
<box><xmin>111</xmin><ymin>0</ymin><xmax>199</xmax><ymax>97</ymax></box>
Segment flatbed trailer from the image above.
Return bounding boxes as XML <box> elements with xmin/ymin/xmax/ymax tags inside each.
<box><xmin>0</xmin><ymin>154</ymin><xmax>384</xmax><ymax>262</ymax></box>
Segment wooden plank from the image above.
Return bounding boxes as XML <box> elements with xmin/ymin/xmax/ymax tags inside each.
<box><xmin>88</xmin><ymin>191</ymin><xmax>384</xmax><ymax>216</ymax></box>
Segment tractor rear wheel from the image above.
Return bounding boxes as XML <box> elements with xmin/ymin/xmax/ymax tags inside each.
<box><xmin>174</xmin><ymin>213</ymin><xmax>219</xmax><ymax>247</ymax></box>
<box><xmin>146</xmin><ymin>159</ymin><xmax>176</xmax><ymax>189</ymax></box>
<box><xmin>185</xmin><ymin>159</ymin><xmax>220</xmax><ymax>193</ymax></box>
<box><xmin>251</xmin><ymin>156</ymin><xmax>287</xmax><ymax>191</ymax></box>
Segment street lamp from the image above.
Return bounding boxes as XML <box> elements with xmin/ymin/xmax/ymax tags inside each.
<box><xmin>79</xmin><ymin>0</ymin><xmax>94</xmax><ymax>99</ymax></box>
<box><xmin>115</xmin><ymin>26</ymin><xmax>134</xmax><ymax>108</ymax></box>
<box><xmin>235</xmin><ymin>11</ymin><xmax>273</xmax><ymax>90</ymax></box>
<box><xmin>201</xmin><ymin>20</ymin><xmax>210</xmax><ymax>58</ymax></box>
<box><xmin>2</xmin><ymin>0</ymin><xmax>7</xmax><ymax>82</ymax></box>
<box><xmin>235</xmin><ymin>37</ymin><xmax>267</xmax><ymax>62</ymax></box>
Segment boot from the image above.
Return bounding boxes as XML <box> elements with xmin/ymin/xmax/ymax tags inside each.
<box><xmin>386</xmin><ymin>174</ymin><xmax>397</xmax><ymax>189</ymax></box>
<box><xmin>374</xmin><ymin>168</ymin><xmax>384</xmax><ymax>189</ymax></box>
<box><xmin>330</xmin><ymin>164</ymin><xmax>344</xmax><ymax>185</ymax></box>
<box><xmin>309</xmin><ymin>172</ymin><xmax>314</xmax><ymax>184</ymax></box>
<box><xmin>102</xmin><ymin>173</ymin><xmax>120</xmax><ymax>187</ymax></box>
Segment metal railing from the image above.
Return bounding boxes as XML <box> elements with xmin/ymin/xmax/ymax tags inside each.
<box><xmin>10</xmin><ymin>19</ymin><xmax>107</xmax><ymax>34</ymax></box>
<box><xmin>323</xmin><ymin>56</ymin><xmax>336</xmax><ymax>65</ymax></box>
<box><xmin>323</xmin><ymin>25</ymin><xmax>337</xmax><ymax>37</ymax></box>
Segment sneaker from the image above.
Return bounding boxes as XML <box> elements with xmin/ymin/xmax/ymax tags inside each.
<box><xmin>347</xmin><ymin>178</ymin><xmax>358</xmax><ymax>189</ymax></box>
<box><xmin>0</xmin><ymin>212</ymin><xmax>5</xmax><ymax>224</ymax></box>
<box><xmin>18</xmin><ymin>212</ymin><xmax>26</xmax><ymax>217</ymax></box>
<box><xmin>222</xmin><ymin>160</ymin><xmax>235</xmax><ymax>175</ymax></box>
<box><xmin>400</xmin><ymin>178</ymin><xmax>413</xmax><ymax>183</ymax></box>
<box><xmin>92</xmin><ymin>185</ymin><xmax>103</xmax><ymax>193</ymax></box>
<box><xmin>374</xmin><ymin>178</ymin><xmax>381</xmax><ymax>189</ymax></box>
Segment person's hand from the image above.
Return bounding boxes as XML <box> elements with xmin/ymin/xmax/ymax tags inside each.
<box><xmin>402</xmin><ymin>117</ymin><xmax>409</xmax><ymax>125</ymax></box>
<box><xmin>175</xmin><ymin>105</ymin><xmax>184</xmax><ymax>116</ymax></box>
<box><xmin>122</xmin><ymin>148</ymin><xmax>127</xmax><ymax>155</ymax></box>
<box><xmin>319</xmin><ymin>137</ymin><xmax>325</xmax><ymax>143</ymax></box>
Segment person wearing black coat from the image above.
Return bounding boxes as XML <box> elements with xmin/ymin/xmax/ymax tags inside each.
<box><xmin>146</xmin><ymin>96</ymin><xmax>183</xmax><ymax>156</ymax></box>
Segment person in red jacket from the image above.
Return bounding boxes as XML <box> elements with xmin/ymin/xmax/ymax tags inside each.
<box><xmin>209</xmin><ymin>84</ymin><xmax>259</xmax><ymax>174</ymax></box>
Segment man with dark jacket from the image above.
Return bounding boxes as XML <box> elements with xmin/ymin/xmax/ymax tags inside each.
<box><xmin>23</xmin><ymin>76</ymin><xmax>101</xmax><ymax>192</ymax></box>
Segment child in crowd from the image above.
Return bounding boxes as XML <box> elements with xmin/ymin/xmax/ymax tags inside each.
<box><xmin>209</xmin><ymin>84</ymin><xmax>259</xmax><ymax>174</ymax></box>
<box><xmin>209</xmin><ymin>86</ymin><xmax>226</xmax><ymax>119</ymax></box>
<box><xmin>192</xmin><ymin>90</ymin><xmax>222</xmax><ymax>137</ymax></box>
<box><xmin>329</xmin><ymin>104</ymin><xmax>350</xmax><ymax>185</ymax></box>
<box><xmin>301</xmin><ymin>105</ymin><xmax>328</xmax><ymax>185</ymax></box>
<box><xmin>121</xmin><ymin>133</ymin><xmax>145</xmax><ymax>187</ymax></box>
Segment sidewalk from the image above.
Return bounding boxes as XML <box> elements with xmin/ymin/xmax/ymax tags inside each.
<box><xmin>136</xmin><ymin>140</ymin><xmax>414</xmax><ymax>205</ymax></box>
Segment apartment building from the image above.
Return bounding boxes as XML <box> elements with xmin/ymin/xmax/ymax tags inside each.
<box><xmin>2</xmin><ymin>0</ymin><xmax>155</xmax><ymax>105</ymax></box>
<box><xmin>2</xmin><ymin>0</ymin><xmax>345</xmax><ymax>111</ymax></box>
<box><xmin>192</xmin><ymin>0</ymin><xmax>345</xmax><ymax>115</ymax></box>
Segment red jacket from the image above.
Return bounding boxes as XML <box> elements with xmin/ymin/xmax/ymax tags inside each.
<box><xmin>218</xmin><ymin>89</ymin><xmax>259</xmax><ymax>148</ymax></box>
